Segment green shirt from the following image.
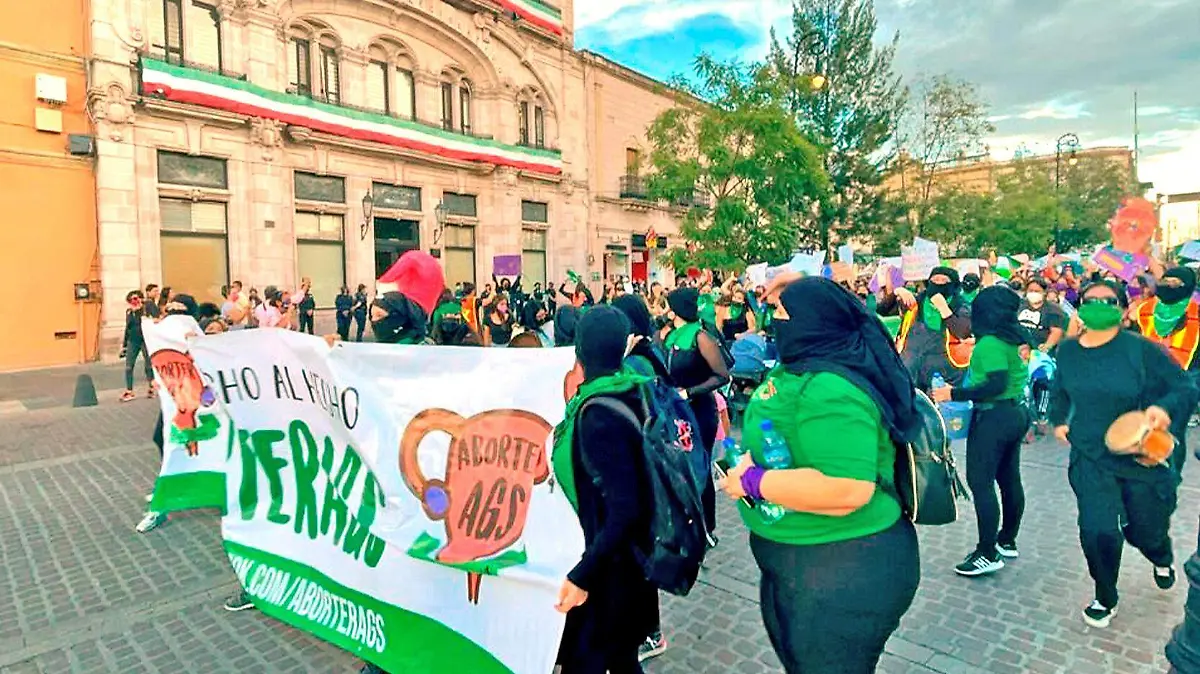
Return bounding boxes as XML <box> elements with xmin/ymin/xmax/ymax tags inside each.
<box><xmin>964</xmin><ymin>335</ymin><xmax>1025</xmax><ymax>401</ymax></box>
<box><xmin>431</xmin><ymin>301</ymin><xmax>462</xmax><ymax>325</ymax></box>
<box><xmin>740</xmin><ymin>371</ymin><xmax>901</xmax><ymax>546</ymax></box>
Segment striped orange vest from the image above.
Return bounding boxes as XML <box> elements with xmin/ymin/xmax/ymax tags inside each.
<box><xmin>1136</xmin><ymin>299</ymin><xmax>1200</xmax><ymax>369</ymax></box>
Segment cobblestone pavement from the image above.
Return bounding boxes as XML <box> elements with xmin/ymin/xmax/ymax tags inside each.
<box><xmin>0</xmin><ymin>398</ymin><xmax>1196</xmax><ymax>673</ymax></box>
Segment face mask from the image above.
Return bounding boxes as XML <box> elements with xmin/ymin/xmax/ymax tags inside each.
<box><xmin>1026</xmin><ymin>292</ymin><xmax>1045</xmax><ymax>306</ymax></box>
<box><xmin>1157</xmin><ymin>285</ymin><xmax>1192</xmax><ymax>305</ymax></box>
<box><xmin>1077</xmin><ymin>302</ymin><xmax>1123</xmax><ymax>331</ymax></box>
<box><xmin>928</xmin><ymin>283</ymin><xmax>955</xmax><ymax>299</ymax></box>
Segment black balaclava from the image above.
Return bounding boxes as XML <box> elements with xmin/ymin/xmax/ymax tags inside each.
<box><xmin>554</xmin><ymin>306</ymin><xmax>579</xmax><ymax>347</ymax></box>
<box><xmin>612</xmin><ymin>294</ymin><xmax>654</xmax><ymax>338</ymax></box>
<box><xmin>1159</xmin><ymin>267</ymin><xmax>1197</xmax><ymax>305</ymax></box>
<box><xmin>371</xmin><ymin>291</ymin><xmax>428</xmax><ymax>344</ymax></box>
<box><xmin>169</xmin><ymin>294</ymin><xmax>199</xmax><ymax>317</ymax></box>
<box><xmin>925</xmin><ymin>266</ymin><xmax>961</xmax><ymax>300</ymax></box>
<box><xmin>971</xmin><ymin>286</ymin><xmax>1028</xmax><ymax>346</ymax></box>
<box><xmin>575</xmin><ymin>306</ymin><xmax>631</xmax><ymax>380</ymax></box>
<box><xmin>776</xmin><ymin>278</ymin><xmax>920</xmax><ymax>444</ymax></box>
<box><xmin>961</xmin><ymin>273</ymin><xmax>981</xmax><ymax>295</ymax></box>
<box><xmin>519</xmin><ymin>301</ymin><xmax>543</xmax><ymax>331</ymax></box>
<box><xmin>667</xmin><ymin>287</ymin><xmax>700</xmax><ymax>323</ymax></box>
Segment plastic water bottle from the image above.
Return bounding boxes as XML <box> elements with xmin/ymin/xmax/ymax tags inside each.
<box><xmin>758</xmin><ymin>421</ymin><xmax>793</xmax><ymax>523</ymax></box>
<box><xmin>931</xmin><ymin>371</ymin><xmax>946</xmax><ymax>391</ymax></box>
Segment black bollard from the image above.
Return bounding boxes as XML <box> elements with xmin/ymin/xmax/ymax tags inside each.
<box><xmin>72</xmin><ymin>374</ymin><xmax>98</xmax><ymax>408</ymax></box>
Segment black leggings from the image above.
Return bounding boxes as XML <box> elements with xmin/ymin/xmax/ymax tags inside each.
<box><xmin>689</xmin><ymin>393</ymin><xmax>718</xmax><ymax>536</ymax></box>
<box><xmin>965</xmin><ymin>403</ymin><xmax>1028</xmax><ymax>556</ymax></box>
<box><xmin>750</xmin><ymin>519</ymin><xmax>920</xmax><ymax>674</ymax></box>
<box><xmin>336</xmin><ymin>315</ymin><xmax>351</xmax><ymax>342</ymax></box>
<box><xmin>354</xmin><ymin>314</ymin><xmax>367</xmax><ymax>341</ymax></box>
<box><xmin>1069</xmin><ymin>456</ymin><xmax>1177</xmax><ymax>607</ymax></box>
<box><xmin>125</xmin><ymin>342</ymin><xmax>153</xmax><ymax>390</ymax></box>
<box><xmin>299</xmin><ymin>312</ymin><xmax>315</xmax><ymax>334</ymax></box>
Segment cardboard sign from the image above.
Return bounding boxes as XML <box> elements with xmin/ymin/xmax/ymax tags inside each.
<box><xmin>493</xmin><ymin>255</ymin><xmax>522</xmax><ymax>277</ymax></box>
<box><xmin>788</xmin><ymin>251</ymin><xmax>825</xmax><ymax>277</ymax></box>
<box><xmin>837</xmin><ymin>244</ymin><xmax>854</xmax><ymax>265</ymax></box>
<box><xmin>869</xmin><ymin>259</ymin><xmax>904</xmax><ymax>293</ymax></box>
<box><xmin>829</xmin><ymin>262</ymin><xmax>854</xmax><ymax>283</ymax></box>
<box><xmin>901</xmin><ymin>239</ymin><xmax>939</xmax><ymax>281</ymax></box>
<box><xmin>1093</xmin><ymin>246</ymin><xmax>1150</xmax><ymax>283</ymax></box>
<box><xmin>745</xmin><ymin>263</ymin><xmax>769</xmax><ymax>288</ymax></box>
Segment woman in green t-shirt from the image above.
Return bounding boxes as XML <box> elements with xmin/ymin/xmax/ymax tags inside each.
<box><xmin>719</xmin><ymin>275</ymin><xmax>920</xmax><ymax>674</ymax></box>
<box><xmin>932</xmin><ymin>286</ymin><xmax>1031</xmax><ymax>578</ymax></box>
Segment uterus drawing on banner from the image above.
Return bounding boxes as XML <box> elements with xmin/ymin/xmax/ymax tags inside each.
<box><xmin>145</xmin><ymin>317</ymin><xmax>221</xmax><ymax>456</ymax></box>
<box><xmin>400</xmin><ymin>408</ymin><xmax>554</xmax><ymax>605</ymax></box>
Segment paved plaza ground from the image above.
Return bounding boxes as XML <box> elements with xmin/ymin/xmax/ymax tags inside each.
<box><xmin>0</xmin><ymin>365</ymin><xmax>1196</xmax><ymax>673</ymax></box>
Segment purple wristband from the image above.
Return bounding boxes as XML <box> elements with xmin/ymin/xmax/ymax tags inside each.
<box><xmin>741</xmin><ymin>466</ymin><xmax>767</xmax><ymax>502</ymax></box>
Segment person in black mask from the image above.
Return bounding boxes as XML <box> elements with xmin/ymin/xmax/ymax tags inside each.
<box><xmin>896</xmin><ymin>266</ymin><xmax>973</xmax><ymax>390</ymax></box>
<box><xmin>555</xmin><ymin>306</ymin><xmax>580</xmax><ymax>347</ymax></box>
<box><xmin>933</xmin><ymin>287</ymin><xmax>1031</xmax><ymax>576</ymax></box>
<box><xmin>960</xmin><ymin>273</ymin><xmax>981</xmax><ymax>305</ymax></box>
<box><xmin>369</xmin><ymin>292</ymin><xmax>431</xmax><ymax>345</ymax></box>
<box><xmin>1134</xmin><ymin>266</ymin><xmax>1200</xmax><ymax>476</ymax></box>
<box><xmin>719</xmin><ymin>274</ymin><xmax>920</xmax><ymax>674</ymax></box>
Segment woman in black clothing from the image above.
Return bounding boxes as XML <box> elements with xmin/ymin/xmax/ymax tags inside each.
<box><xmin>120</xmin><ymin>290</ymin><xmax>155</xmax><ymax>402</ymax></box>
<box><xmin>352</xmin><ymin>284</ymin><xmax>369</xmax><ymax>341</ymax></box>
<box><xmin>1050</xmin><ymin>280</ymin><xmax>1189</xmax><ymax>629</ymax></box>
<box><xmin>555</xmin><ymin>306</ymin><xmax>580</xmax><ymax>347</ymax></box>
<box><xmin>933</xmin><ymin>287</ymin><xmax>1031</xmax><ymax>576</ymax></box>
<box><xmin>717</xmin><ymin>287</ymin><xmax>757</xmax><ymax>342</ymax></box>
<box><xmin>482</xmin><ymin>295</ymin><xmax>515</xmax><ymax>347</ymax></box>
<box><xmin>613</xmin><ymin>294</ymin><xmax>670</xmax><ymax>380</ymax></box>
<box><xmin>335</xmin><ymin>286</ymin><xmax>353</xmax><ymax>342</ymax></box>
<box><xmin>552</xmin><ymin>307</ymin><xmax>656</xmax><ymax>674</ymax></box>
<box><xmin>664</xmin><ymin>287</ymin><xmax>731</xmax><ymax>542</ymax></box>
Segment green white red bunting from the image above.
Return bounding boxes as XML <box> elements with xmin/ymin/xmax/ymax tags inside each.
<box><xmin>140</xmin><ymin>58</ymin><xmax>563</xmax><ymax>176</ymax></box>
<box><xmin>495</xmin><ymin>0</ymin><xmax>564</xmax><ymax>34</ymax></box>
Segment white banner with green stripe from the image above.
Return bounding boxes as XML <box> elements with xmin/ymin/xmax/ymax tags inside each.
<box><xmin>147</xmin><ymin>326</ymin><xmax>583</xmax><ymax>673</ymax></box>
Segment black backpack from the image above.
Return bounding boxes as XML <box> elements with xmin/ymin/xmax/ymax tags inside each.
<box><xmin>890</xmin><ymin>389</ymin><xmax>969</xmax><ymax>526</ymax></box>
<box><xmin>581</xmin><ymin>393</ymin><xmax>708</xmax><ymax>596</ymax></box>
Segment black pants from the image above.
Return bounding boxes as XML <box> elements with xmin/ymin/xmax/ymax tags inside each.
<box><xmin>1068</xmin><ymin>456</ymin><xmax>1177</xmax><ymax>608</ymax></box>
<box><xmin>336</xmin><ymin>314</ymin><xmax>351</xmax><ymax>342</ymax></box>
<box><xmin>125</xmin><ymin>342</ymin><xmax>153</xmax><ymax>390</ymax></box>
<box><xmin>750</xmin><ymin>519</ymin><xmax>920</xmax><ymax>674</ymax></box>
<box><xmin>152</xmin><ymin>410</ymin><xmax>164</xmax><ymax>458</ymax></box>
<box><xmin>299</xmin><ymin>311</ymin><xmax>315</xmax><ymax>334</ymax></box>
<box><xmin>1167</xmin><ymin>515</ymin><xmax>1200</xmax><ymax>673</ymax></box>
<box><xmin>965</xmin><ymin>402</ymin><xmax>1028</xmax><ymax>556</ymax></box>
<box><xmin>354</xmin><ymin>313</ymin><xmax>367</xmax><ymax>341</ymax></box>
<box><xmin>689</xmin><ymin>393</ymin><xmax>718</xmax><ymax>536</ymax></box>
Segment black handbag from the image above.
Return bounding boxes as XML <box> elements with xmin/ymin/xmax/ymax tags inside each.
<box><xmin>890</xmin><ymin>389</ymin><xmax>970</xmax><ymax>526</ymax></box>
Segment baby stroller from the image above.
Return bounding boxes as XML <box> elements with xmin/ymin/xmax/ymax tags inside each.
<box><xmin>727</xmin><ymin>334</ymin><xmax>771</xmax><ymax>427</ymax></box>
<box><xmin>1026</xmin><ymin>349</ymin><xmax>1056</xmax><ymax>430</ymax></box>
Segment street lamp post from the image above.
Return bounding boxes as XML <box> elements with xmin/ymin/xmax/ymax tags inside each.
<box><xmin>1054</xmin><ymin>133</ymin><xmax>1080</xmax><ymax>249</ymax></box>
<box><xmin>432</xmin><ymin>201</ymin><xmax>449</xmax><ymax>245</ymax></box>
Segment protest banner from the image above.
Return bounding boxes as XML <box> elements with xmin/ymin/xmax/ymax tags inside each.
<box><xmin>788</xmin><ymin>251</ymin><xmax>825</xmax><ymax>277</ymax></box>
<box><xmin>146</xmin><ymin>325</ymin><xmax>582</xmax><ymax>674</ymax></box>
<box><xmin>901</xmin><ymin>239</ymin><xmax>939</xmax><ymax>281</ymax></box>
<box><xmin>493</xmin><ymin>255</ymin><xmax>522</xmax><ymax>277</ymax></box>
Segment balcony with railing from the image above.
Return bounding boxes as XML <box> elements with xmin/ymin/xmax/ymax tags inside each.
<box><xmin>619</xmin><ymin>174</ymin><xmax>650</xmax><ymax>200</ymax></box>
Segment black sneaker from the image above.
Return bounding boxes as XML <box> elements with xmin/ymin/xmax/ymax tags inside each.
<box><xmin>1155</xmin><ymin>566</ymin><xmax>1177</xmax><ymax>590</ymax></box>
<box><xmin>359</xmin><ymin>665</ymin><xmax>387</xmax><ymax>674</ymax></box>
<box><xmin>1082</xmin><ymin>599</ymin><xmax>1117</xmax><ymax>628</ymax></box>
<box><xmin>996</xmin><ymin>541</ymin><xmax>1019</xmax><ymax>559</ymax></box>
<box><xmin>222</xmin><ymin>589</ymin><xmax>254</xmax><ymax>612</ymax></box>
<box><xmin>638</xmin><ymin>631</ymin><xmax>668</xmax><ymax>662</ymax></box>
<box><xmin>954</xmin><ymin>551</ymin><xmax>1004</xmax><ymax>577</ymax></box>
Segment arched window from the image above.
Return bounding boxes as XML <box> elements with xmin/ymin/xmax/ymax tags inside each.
<box><xmin>365</xmin><ymin>39</ymin><xmax>417</xmax><ymax>119</ymax></box>
<box><xmin>287</xmin><ymin>20</ymin><xmax>340</xmax><ymax>104</ymax></box>
<box><xmin>440</xmin><ymin>70</ymin><xmax>472</xmax><ymax>134</ymax></box>
<box><xmin>517</xmin><ymin>87</ymin><xmax>547</xmax><ymax>148</ymax></box>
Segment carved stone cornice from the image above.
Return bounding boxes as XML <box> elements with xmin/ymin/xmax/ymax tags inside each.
<box><xmin>88</xmin><ymin>82</ymin><xmax>136</xmax><ymax>141</ymax></box>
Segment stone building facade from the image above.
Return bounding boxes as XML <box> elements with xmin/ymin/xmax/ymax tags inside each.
<box><xmin>85</xmin><ymin>0</ymin><xmax>689</xmax><ymax>359</ymax></box>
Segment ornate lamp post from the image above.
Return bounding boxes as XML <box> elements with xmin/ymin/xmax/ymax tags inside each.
<box><xmin>433</xmin><ymin>201</ymin><xmax>449</xmax><ymax>245</ymax></box>
<box><xmin>1054</xmin><ymin>133</ymin><xmax>1080</xmax><ymax>249</ymax></box>
<box><xmin>359</xmin><ymin>191</ymin><xmax>375</xmax><ymax>241</ymax></box>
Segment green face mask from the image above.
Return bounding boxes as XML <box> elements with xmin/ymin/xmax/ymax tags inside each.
<box><xmin>1077</xmin><ymin>302</ymin><xmax>1123</xmax><ymax>330</ymax></box>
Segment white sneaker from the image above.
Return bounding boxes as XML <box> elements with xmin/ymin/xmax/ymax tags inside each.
<box><xmin>1082</xmin><ymin>600</ymin><xmax>1117</xmax><ymax>628</ymax></box>
<box><xmin>135</xmin><ymin>512</ymin><xmax>167</xmax><ymax>534</ymax></box>
<box><xmin>145</xmin><ymin>493</ymin><xmax>154</xmax><ymax>504</ymax></box>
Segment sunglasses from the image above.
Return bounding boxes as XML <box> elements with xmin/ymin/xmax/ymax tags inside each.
<box><xmin>1082</xmin><ymin>296</ymin><xmax>1121</xmax><ymax>307</ymax></box>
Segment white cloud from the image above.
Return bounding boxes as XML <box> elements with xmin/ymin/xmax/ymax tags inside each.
<box><xmin>576</xmin><ymin>0</ymin><xmax>792</xmax><ymax>52</ymax></box>
<box><xmin>1140</xmin><ymin>128</ymin><xmax>1200</xmax><ymax>194</ymax></box>
<box><xmin>1017</xmin><ymin>101</ymin><xmax>1092</xmax><ymax>121</ymax></box>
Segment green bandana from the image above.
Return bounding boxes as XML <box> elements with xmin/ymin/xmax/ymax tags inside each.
<box><xmin>1153</xmin><ymin>299</ymin><xmax>1190</xmax><ymax>336</ymax></box>
<box><xmin>698</xmin><ymin>294</ymin><xmax>717</xmax><ymax>325</ymax></box>
<box><xmin>921</xmin><ymin>298</ymin><xmax>945</xmax><ymax>332</ymax></box>
<box><xmin>961</xmin><ymin>289</ymin><xmax>979</xmax><ymax>305</ymax></box>
<box><xmin>664</xmin><ymin>322</ymin><xmax>703</xmax><ymax>352</ymax></box>
<box><xmin>550</xmin><ymin>367</ymin><xmax>654</xmax><ymax>510</ymax></box>
<box><xmin>728</xmin><ymin>304</ymin><xmax>745</xmax><ymax>321</ymax></box>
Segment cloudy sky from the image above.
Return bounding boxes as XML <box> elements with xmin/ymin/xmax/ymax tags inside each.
<box><xmin>575</xmin><ymin>0</ymin><xmax>1200</xmax><ymax>194</ymax></box>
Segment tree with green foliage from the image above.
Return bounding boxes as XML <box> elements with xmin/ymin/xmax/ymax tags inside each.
<box><xmin>1056</xmin><ymin>154</ymin><xmax>1138</xmax><ymax>250</ymax></box>
<box><xmin>644</xmin><ymin>55</ymin><xmax>829</xmax><ymax>272</ymax></box>
<box><xmin>767</xmin><ymin>0</ymin><xmax>907</xmax><ymax>253</ymax></box>
<box><xmin>970</xmin><ymin>162</ymin><xmax>1065</xmax><ymax>255</ymax></box>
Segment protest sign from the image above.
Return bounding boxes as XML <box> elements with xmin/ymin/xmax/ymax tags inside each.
<box><xmin>901</xmin><ymin>239</ymin><xmax>939</xmax><ymax>281</ymax></box>
<box><xmin>869</xmin><ymin>258</ymin><xmax>904</xmax><ymax>293</ymax></box>
<box><xmin>493</xmin><ymin>255</ymin><xmax>522</xmax><ymax>277</ymax></box>
<box><xmin>146</xmin><ymin>325</ymin><xmax>582</xmax><ymax>674</ymax></box>
<box><xmin>788</xmin><ymin>251</ymin><xmax>825</xmax><ymax>277</ymax></box>
<box><xmin>829</xmin><ymin>262</ymin><xmax>854</xmax><ymax>283</ymax></box>
<box><xmin>1092</xmin><ymin>245</ymin><xmax>1149</xmax><ymax>283</ymax></box>
<box><xmin>837</xmin><ymin>245</ymin><xmax>854</xmax><ymax>265</ymax></box>
<box><xmin>745</xmin><ymin>263</ymin><xmax>768</xmax><ymax>288</ymax></box>
<box><xmin>1180</xmin><ymin>240</ymin><xmax>1200</xmax><ymax>261</ymax></box>
<box><xmin>956</xmin><ymin>259</ymin><xmax>982</xmax><ymax>278</ymax></box>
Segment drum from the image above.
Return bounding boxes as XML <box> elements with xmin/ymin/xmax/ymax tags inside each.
<box><xmin>1105</xmin><ymin>410</ymin><xmax>1176</xmax><ymax>467</ymax></box>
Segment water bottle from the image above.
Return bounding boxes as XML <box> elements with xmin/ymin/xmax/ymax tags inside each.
<box><xmin>931</xmin><ymin>371</ymin><xmax>946</xmax><ymax>391</ymax></box>
<box><xmin>758</xmin><ymin>421</ymin><xmax>794</xmax><ymax>523</ymax></box>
